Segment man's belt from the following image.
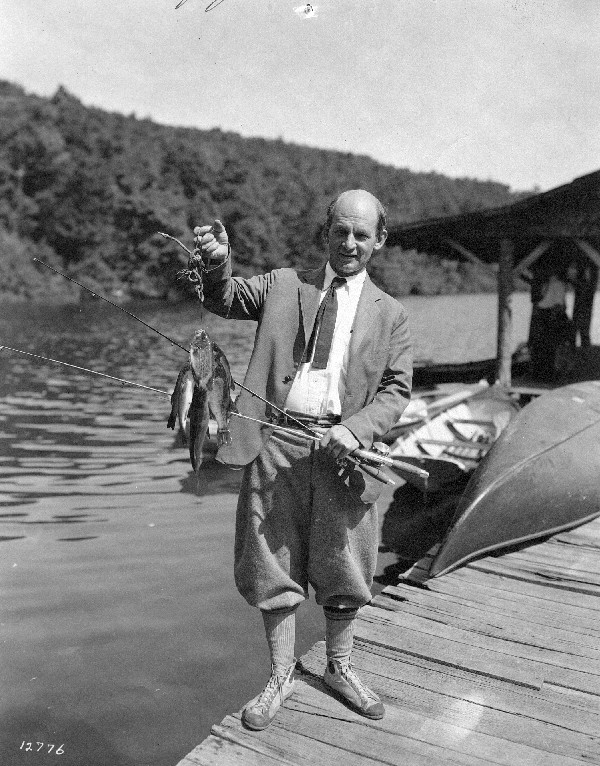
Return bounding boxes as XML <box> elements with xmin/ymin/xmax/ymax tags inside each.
<box><xmin>271</xmin><ymin>410</ymin><xmax>341</xmax><ymax>428</ymax></box>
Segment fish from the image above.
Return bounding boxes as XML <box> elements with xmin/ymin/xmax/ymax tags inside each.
<box><xmin>167</xmin><ymin>361</ymin><xmax>195</xmax><ymax>441</ymax></box>
<box><xmin>189</xmin><ymin>386</ymin><xmax>210</xmax><ymax>472</ymax></box>
<box><xmin>189</xmin><ymin>329</ymin><xmax>214</xmax><ymax>389</ymax></box>
<box><xmin>170</xmin><ymin>328</ymin><xmax>235</xmax><ymax>473</ymax></box>
<box><xmin>207</xmin><ymin>342</ymin><xmax>234</xmax><ymax>447</ymax></box>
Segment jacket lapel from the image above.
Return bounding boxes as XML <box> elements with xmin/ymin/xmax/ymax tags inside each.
<box><xmin>346</xmin><ymin>274</ymin><xmax>381</xmax><ymax>374</ymax></box>
<box><xmin>299</xmin><ymin>266</ymin><xmax>326</xmax><ymax>349</ymax></box>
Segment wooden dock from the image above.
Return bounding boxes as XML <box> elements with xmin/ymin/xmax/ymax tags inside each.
<box><xmin>176</xmin><ymin>517</ymin><xmax>600</xmax><ymax>765</ymax></box>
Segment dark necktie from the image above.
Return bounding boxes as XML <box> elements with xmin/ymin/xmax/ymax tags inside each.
<box><xmin>307</xmin><ymin>276</ymin><xmax>346</xmax><ymax>369</ymax></box>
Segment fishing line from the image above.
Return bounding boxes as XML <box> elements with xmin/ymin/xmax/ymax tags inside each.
<box><xmin>0</xmin><ymin>345</ymin><xmax>171</xmax><ymax>397</ymax></box>
<box><xmin>32</xmin><ymin>257</ymin><xmax>322</xmax><ymax>439</ymax></box>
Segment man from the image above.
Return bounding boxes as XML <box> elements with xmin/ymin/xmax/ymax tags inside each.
<box><xmin>194</xmin><ymin>189</ymin><xmax>412</xmax><ymax>730</ymax></box>
<box><xmin>573</xmin><ymin>260</ymin><xmax>598</xmax><ymax>349</ymax></box>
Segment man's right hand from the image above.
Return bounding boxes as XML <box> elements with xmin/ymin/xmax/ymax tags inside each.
<box><xmin>193</xmin><ymin>219</ymin><xmax>229</xmax><ymax>261</ymax></box>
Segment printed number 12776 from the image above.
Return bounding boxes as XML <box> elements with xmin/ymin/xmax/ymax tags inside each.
<box><xmin>20</xmin><ymin>742</ymin><xmax>65</xmax><ymax>754</ymax></box>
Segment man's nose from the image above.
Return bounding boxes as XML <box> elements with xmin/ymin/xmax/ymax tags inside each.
<box><xmin>342</xmin><ymin>233</ymin><xmax>355</xmax><ymax>250</ymax></box>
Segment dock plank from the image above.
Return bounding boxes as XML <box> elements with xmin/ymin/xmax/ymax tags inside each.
<box><xmin>441</xmin><ymin>563</ymin><xmax>600</xmax><ymax>609</ymax></box>
<box><xmin>422</xmin><ymin>576</ymin><xmax>600</xmax><ymax>636</ymax></box>
<box><xmin>376</xmin><ymin>586</ymin><xmax>600</xmax><ymax>657</ymax></box>
<box><xmin>354</xmin><ymin>605</ymin><xmax>543</xmax><ymax>689</ymax></box>
<box><xmin>358</xmin><ymin>603</ymin><xmax>600</xmax><ymax>695</ymax></box>
<box><xmin>468</xmin><ymin>557</ymin><xmax>600</xmax><ymax>597</ymax></box>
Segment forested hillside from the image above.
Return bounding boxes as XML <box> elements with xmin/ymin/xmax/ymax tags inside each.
<box><xmin>0</xmin><ymin>81</ymin><xmax>524</xmax><ymax>301</ymax></box>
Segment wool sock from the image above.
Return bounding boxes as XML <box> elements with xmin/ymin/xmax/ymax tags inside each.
<box><xmin>261</xmin><ymin>607</ymin><xmax>297</xmax><ymax>675</ymax></box>
<box><xmin>324</xmin><ymin>606</ymin><xmax>358</xmax><ymax>670</ymax></box>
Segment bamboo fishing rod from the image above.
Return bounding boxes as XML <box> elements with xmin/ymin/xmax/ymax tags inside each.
<box><xmin>33</xmin><ymin>258</ymin><xmax>320</xmax><ymax>439</ymax></box>
<box><xmin>232</xmin><ymin>412</ymin><xmax>430</xmax><ymax>490</ymax></box>
<box><xmin>30</xmin><ymin>259</ymin><xmax>429</xmax><ymax>488</ymax></box>
<box><xmin>0</xmin><ymin>345</ymin><xmax>427</xmax><ymax>488</ymax></box>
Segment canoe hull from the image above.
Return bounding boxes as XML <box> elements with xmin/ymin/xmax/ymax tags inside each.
<box><xmin>413</xmin><ymin>353</ymin><xmax>528</xmax><ymax>388</ymax></box>
<box><xmin>429</xmin><ymin>381</ymin><xmax>600</xmax><ymax>578</ymax></box>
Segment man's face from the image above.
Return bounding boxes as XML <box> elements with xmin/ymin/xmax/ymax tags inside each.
<box><xmin>327</xmin><ymin>195</ymin><xmax>387</xmax><ymax>277</ymax></box>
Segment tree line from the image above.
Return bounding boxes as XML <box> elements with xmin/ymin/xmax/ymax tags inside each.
<box><xmin>0</xmin><ymin>80</ymin><xmax>525</xmax><ymax>302</ymax></box>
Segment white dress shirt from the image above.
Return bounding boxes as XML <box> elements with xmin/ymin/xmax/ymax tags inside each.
<box><xmin>284</xmin><ymin>263</ymin><xmax>367</xmax><ymax>416</ymax></box>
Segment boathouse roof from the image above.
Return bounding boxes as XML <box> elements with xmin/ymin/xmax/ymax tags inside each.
<box><xmin>387</xmin><ymin>169</ymin><xmax>600</xmax><ymax>264</ymax></box>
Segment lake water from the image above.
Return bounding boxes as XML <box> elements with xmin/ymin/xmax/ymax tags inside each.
<box><xmin>0</xmin><ymin>292</ymin><xmax>537</xmax><ymax>766</ymax></box>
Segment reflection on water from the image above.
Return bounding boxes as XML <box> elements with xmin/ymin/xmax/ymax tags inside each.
<box><xmin>0</xmin><ymin>293</ymin><xmax>534</xmax><ymax>766</ymax></box>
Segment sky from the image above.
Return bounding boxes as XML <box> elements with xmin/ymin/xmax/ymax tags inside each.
<box><xmin>1</xmin><ymin>0</ymin><xmax>599</xmax><ymax>191</ymax></box>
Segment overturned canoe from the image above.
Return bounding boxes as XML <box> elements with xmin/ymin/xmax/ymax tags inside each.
<box><xmin>429</xmin><ymin>380</ymin><xmax>600</xmax><ymax>578</ymax></box>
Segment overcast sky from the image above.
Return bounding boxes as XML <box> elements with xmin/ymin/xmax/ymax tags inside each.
<box><xmin>2</xmin><ymin>0</ymin><xmax>598</xmax><ymax>191</ymax></box>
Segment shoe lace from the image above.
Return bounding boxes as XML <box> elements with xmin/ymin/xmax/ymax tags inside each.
<box><xmin>253</xmin><ymin>671</ymin><xmax>286</xmax><ymax>713</ymax></box>
<box><xmin>341</xmin><ymin>663</ymin><xmax>380</xmax><ymax>705</ymax></box>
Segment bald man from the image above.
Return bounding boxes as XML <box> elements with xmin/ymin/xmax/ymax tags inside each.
<box><xmin>194</xmin><ymin>190</ymin><xmax>412</xmax><ymax>730</ymax></box>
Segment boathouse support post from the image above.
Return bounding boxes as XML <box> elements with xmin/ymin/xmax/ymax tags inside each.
<box><xmin>496</xmin><ymin>238</ymin><xmax>514</xmax><ymax>387</ymax></box>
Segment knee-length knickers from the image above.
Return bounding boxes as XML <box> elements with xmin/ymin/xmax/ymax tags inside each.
<box><xmin>234</xmin><ymin>429</ymin><xmax>379</xmax><ymax>612</ymax></box>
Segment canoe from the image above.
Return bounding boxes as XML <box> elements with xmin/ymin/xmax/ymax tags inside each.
<box><xmin>413</xmin><ymin>347</ymin><xmax>529</xmax><ymax>388</ymax></box>
<box><xmin>429</xmin><ymin>380</ymin><xmax>600</xmax><ymax>578</ymax></box>
<box><xmin>388</xmin><ymin>385</ymin><xmax>519</xmax><ymax>492</ymax></box>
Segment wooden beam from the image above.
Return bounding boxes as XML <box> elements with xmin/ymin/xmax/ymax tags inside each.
<box><xmin>496</xmin><ymin>238</ymin><xmax>514</xmax><ymax>387</ymax></box>
<box><xmin>513</xmin><ymin>241</ymin><xmax>551</xmax><ymax>276</ymax></box>
<box><xmin>576</xmin><ymin>239</ymin><xmax>600</xmax><ymax>269</ymax></box>
<box><xmin>443</xmin><ymin>238</ymin><xmax>492</xmax><ymax>269</ymax></box>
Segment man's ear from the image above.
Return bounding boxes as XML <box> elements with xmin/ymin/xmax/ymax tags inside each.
<box><xmin>373</xmin><ymin>228</ymin><xmax>388</xmax><ymax>251</ymax></box>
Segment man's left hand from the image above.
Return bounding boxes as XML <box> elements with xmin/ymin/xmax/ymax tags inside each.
<box><xmin>319</xmin><ymin>425</ymin><xmax>360</xmax><ymax>460</ymax></box>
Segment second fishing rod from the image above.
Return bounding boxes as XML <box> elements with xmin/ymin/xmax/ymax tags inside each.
<box><xmin>33</xmin><ymin>257</ymin><xmax>428</xmax><ymax>488</ymax></box>
<box><xmin>33</xmin><ymin>257</ymin><xmax>317</xmax><ymax>439</ymax></box>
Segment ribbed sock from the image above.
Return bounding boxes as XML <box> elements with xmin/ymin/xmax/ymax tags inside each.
<box><xmin>324</xmin><ymin>606</ymin><xmax>358</xmax><ymax>670</ymax></box>
<box><xmin>261</xmin><ymin>607</ymin><xmax>297</xmax><ymax>675</ymax></box>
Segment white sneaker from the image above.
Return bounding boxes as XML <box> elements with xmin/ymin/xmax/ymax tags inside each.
<box><xmin>323</xmin><ymin>658</ymin><xmax>385</xmax><ymax>719</ymax></box>
<box><xmin>242</xmin><ymin>661</ymin><xmax>296</xmax><ymax>731</ymax></box>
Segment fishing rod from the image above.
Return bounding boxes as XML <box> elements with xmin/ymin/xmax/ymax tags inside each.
<box><xmin>232</xmin><ymin>411</ymin><xmax>430</xmax><ymax>490</ymax></box>
<box><xmin>33</xmin><ymin>257</ymin><xmax>322</xmax><ymax>440</ymax></box>
<box><xmin>0</xmin><ymin>345</ymin><xmax>171</xmax><ymax>397</ymax></box>
<box><xmin>0</xmin><ymin>344</ymin><xmax>427</xmax><ymax>489</ymax></box>
<box><xmin>31</xmin><ymin>259</ymin><xmax>429</xmax><ymax>488</ymax></box>
<box><xmin>232</xmin><ymin>412</ymin><xmax>320</xmax><ymax>442</ymax></box>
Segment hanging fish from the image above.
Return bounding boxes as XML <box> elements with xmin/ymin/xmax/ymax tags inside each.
<box><xmin>169</xmin><ymin>329</ymin><xmax>235</xmax><ymax>473</ymax></box>
<box><xmin>188</xmin><ymin>386</ymin><xmax>211</xmax><ymax>473</ymax></box>
<box><xmin>208</xmin><ymin>342</ymin><xmax>234</xmax><ymax>447</ymax></box>
<box><xmin>167</xmin><ymin>361</ymin><xmax>196</xmax><ymax>441</ymax></box>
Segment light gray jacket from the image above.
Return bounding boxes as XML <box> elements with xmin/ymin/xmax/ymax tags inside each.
<box><xmin>202</xmin><ymin>257</ymin><xmax>412</xmax><ymax>468</ymax></box>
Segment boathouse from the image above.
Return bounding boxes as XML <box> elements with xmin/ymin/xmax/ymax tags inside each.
<box><xmin>386</xmin><ymin>169</ymin><xmax>600</xmax><ymax>386</ymax></box>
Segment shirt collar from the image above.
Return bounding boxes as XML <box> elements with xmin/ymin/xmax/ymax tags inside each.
<box><xmin>324</xmin><ymin>262</ymin><xmax>367</xmax><ymax>293</ymax></box>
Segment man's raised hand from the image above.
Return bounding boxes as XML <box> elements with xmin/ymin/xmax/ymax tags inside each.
<box><xmin>193</xmin><ymin>219</ymin><xmax>229</xmax><ymax>261</ymax></box>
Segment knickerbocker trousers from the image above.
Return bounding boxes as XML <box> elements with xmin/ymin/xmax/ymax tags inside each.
<box><xmin>234</xmin><ymin>429</ymin><xmax>379</xmax><ymax>612</ymax></box>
